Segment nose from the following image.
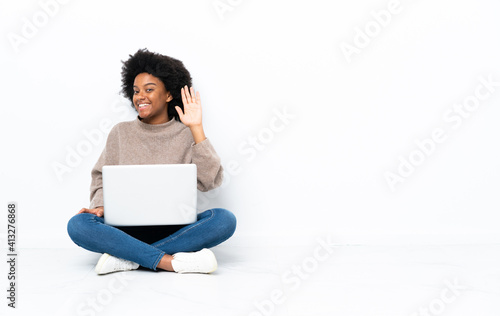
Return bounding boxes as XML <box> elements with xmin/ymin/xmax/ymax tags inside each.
<box><xmin>135</xmin><ymin>92</ymin><xmax>146</xmax><ymax>103</ymax></box>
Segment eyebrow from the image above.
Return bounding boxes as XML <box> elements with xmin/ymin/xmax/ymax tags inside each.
<box><xmin>133</xmin><ymin>83</ymin><xmax>157</xmax><ymax>88</ymax></box>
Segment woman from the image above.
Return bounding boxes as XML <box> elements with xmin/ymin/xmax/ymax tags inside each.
<box><xmin>67</xmin><ymin>48</ymin><xmax>237</xmax><ymax>275</ymax></box>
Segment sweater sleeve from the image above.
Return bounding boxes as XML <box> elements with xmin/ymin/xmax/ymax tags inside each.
<box><xmin>89</xmin><ymin>150</ymin><xmax>106</xmax><ymax>209</ymax></box>
<box><xmin>191</xmin><ymin>138</ymin><xmax>224</xmax><ymax>192</ymax></box>
<box><xmin>89</xmin><ymin>126</ymin><xmax>119</xmax><ymax>209</ymax></box>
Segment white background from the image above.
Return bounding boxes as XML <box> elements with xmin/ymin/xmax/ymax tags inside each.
<box><xmin>1</xmin><ymin>0</ymin><xmax>499</xmax><ymax>248</ymax></box>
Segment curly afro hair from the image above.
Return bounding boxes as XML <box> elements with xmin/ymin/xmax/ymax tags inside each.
<box><xmin>121</xmin><ymin>48</ymin><xmax>192</xmax><ymax>122</ymax></box>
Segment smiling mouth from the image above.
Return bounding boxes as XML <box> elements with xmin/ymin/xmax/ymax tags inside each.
<box><xmin>138</xmin><ymin>103</ymin><xmax>150</xmax><ymax>109</ymax></box>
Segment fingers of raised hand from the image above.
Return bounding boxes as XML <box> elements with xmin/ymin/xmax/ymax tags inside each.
<box><xmin>181</xmin><ymin>86</ymin><xmax>188</xmax><ymax>105</ymax></box>
<box><xmin>189</xmin><ymin>87</ymin><xmax>196</xmax><ymax>103</ymax></box>
<box><xmin>182</xmin><ymin>85</ymin><xmax>199</xmax><ymax>105</ymax></box>
<box><xmin>175</xmin><ymin>105</ymin><xmax>184</xmax><ymax>117</ymax></box>
<box><xmin>195</xmin><ymin>91</ymin><xmax>200</xmax><ymax>105</ymax></box>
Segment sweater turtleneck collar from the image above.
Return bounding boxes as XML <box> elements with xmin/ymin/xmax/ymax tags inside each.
<box><xmin>134</xmin><ymin>116</ymin><xmax>180</xmax><ymax>132</ymax></box>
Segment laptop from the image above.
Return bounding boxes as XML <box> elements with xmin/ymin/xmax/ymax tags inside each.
<box><xmin>102</xmin><ymin>164</ymin><xmax>197</xmax><ymax>226</ymax></box>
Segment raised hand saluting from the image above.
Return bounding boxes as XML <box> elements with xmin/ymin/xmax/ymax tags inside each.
<box><xmin>176</xmin><ymin>85</ymin><xmax>206</xmax><ymax>144</ymax></box>
<box><xmin>176</xmin><ymin>85</ymin><xmax>202</xmax><ymax>128</ymax></box>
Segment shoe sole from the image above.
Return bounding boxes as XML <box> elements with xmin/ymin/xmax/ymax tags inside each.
<box><xmin>95</xmin><ymin>253</ymin><xmax>111</xmax><ymax>275</ymax></box>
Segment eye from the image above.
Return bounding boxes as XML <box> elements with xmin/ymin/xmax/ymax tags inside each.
<box><xmin>146</xmin><ymin>88</ymin><xmax>153</xmax><ymax>92</ymax></box>
<box><xmin>133</xmin><ymin>90</ymin><xmax>139</xmax><ymax>94</ymax></box>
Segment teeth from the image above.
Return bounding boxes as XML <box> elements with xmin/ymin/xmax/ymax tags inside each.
<box><xmin>138</xmin><ymin>104</ymin><xmax>149</xmax><ymax>108</ymax></box>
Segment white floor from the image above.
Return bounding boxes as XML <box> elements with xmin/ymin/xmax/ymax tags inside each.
<box><xmin>2</xmin><ymin>243</ymin><xmax>500</xmax><ymax>316</ymax></box>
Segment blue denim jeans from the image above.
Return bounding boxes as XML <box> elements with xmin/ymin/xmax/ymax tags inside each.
<box><xmin>67</xmin><ymin>208</ymin><xmax>237</xmax><ymax>270</ymax></box>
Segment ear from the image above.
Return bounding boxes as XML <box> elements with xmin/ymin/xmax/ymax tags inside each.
<box><xmin>166</xmin><ymin>92</ymin><xmax>173</xmax><ymax>103</ymax></box>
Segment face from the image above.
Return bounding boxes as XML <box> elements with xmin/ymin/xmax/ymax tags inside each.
<box><xmin>133</xmin><ymin>72</ymin><xmax>173</xmax><ymax>124</ymax></box>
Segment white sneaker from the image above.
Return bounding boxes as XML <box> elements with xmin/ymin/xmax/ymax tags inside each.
<box><xmin>95</xmin><ymin>253</ymin><xmax>140</xmax><ymax>275</ymax></box>
<box><xmin>171</xmin><ymin>248</ymin><xmax>218</xmax><ymax>274</ymax></box>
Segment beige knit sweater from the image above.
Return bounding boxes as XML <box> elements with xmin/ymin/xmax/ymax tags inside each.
<box><xmin>89</xmin><ymin>116</ymin><xmax>224</xmax><ymax>209</ymax></box>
